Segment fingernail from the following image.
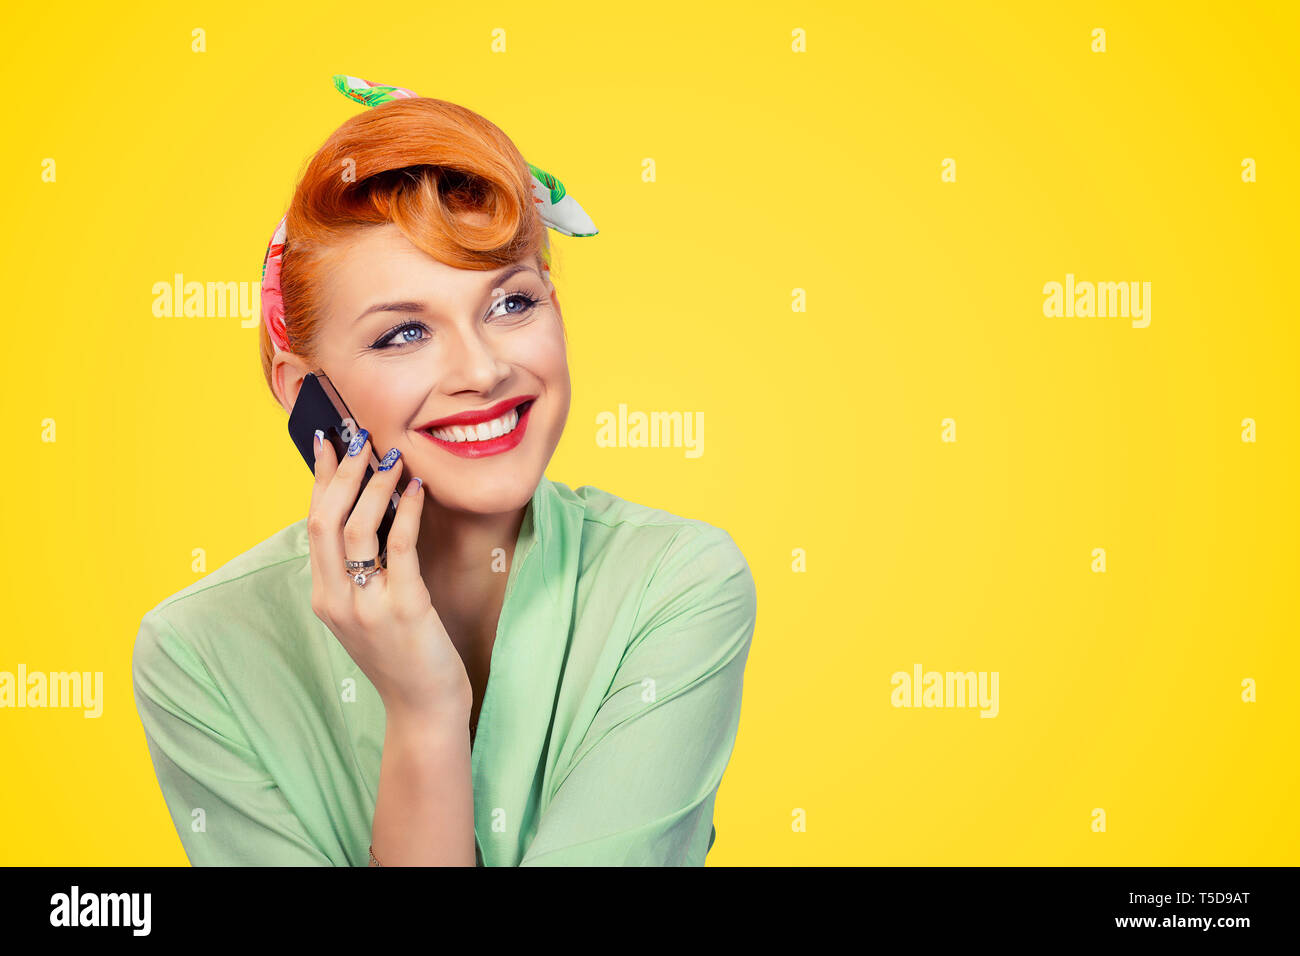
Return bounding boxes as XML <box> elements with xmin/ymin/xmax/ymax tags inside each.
<box><xmin>378</xmin><ymin>447</ymin><xmax>401</xmax><ymax>471</ymax></box>
<box><xmin>405</xmin><ymin>477</ymin><xmax>423</xmax><ymax>497</ymax></box>
<box><xmin>313</xmin><ymin>429</ymin><xmax>324</xmax><ymax>456</ymax></box>
<box><xmin>347</xmin><ymin>428</ymin><xmax>369</xmax><ymax>456</ymax></box>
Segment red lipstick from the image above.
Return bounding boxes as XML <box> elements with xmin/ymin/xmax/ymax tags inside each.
<box><xmin>417</xmin><ymin>395</ymin><xmax>536</xmax><ymax>430</ymax></box>
<box><xmin>416</xmin><ymin>395</ymin><xmax>536</xmax><ymax>459</ymax></box>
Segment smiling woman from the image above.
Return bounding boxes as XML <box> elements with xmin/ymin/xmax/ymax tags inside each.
<box><xmin>131</xmin><ymin>75</ymin><xmax>757</xmax><ymax>868</ymax></box>
<box><xmin>284</xmin><ymin>220</ymin><xmax>567</xmax><ymax>501</ymax></box>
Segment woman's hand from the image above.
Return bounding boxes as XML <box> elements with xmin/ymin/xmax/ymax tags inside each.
<box><xmin>306</xmin><ymin>428</ymin><xmax>471</xmax><ymax>723</ymax></box>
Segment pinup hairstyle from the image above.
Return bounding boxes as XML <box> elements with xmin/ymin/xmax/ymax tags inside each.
<box><xmin>259</xmin><ymin>98</ymin><xmax>552</xmax><ymax>395</ymax></box>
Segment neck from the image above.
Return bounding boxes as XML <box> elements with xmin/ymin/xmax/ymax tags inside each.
<box><xmin>415</xmin><ymin>495</ymin><xmax>528</xmax><ymax>639</ymax></box>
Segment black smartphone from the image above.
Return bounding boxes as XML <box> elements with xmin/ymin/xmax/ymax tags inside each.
<box><xmin>287</xmin><ymin>371</ymin><xmax>403</xmax><ymax>562</ymax></box>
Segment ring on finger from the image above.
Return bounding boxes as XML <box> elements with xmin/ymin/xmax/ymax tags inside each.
<box><xmin>345</xmin><ymin>555</ymin><xmax>385</xmax><ymax>587</ymax></box>
<box><xmin>349</xmin><ymin>565</ymin><xmax>384</xmax><ymax>587</ymax></box>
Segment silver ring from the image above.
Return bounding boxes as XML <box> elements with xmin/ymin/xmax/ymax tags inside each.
<box><xmin>350</xmin><ymin>566</ymin><xmax>384</xmax><ymax>587</ymax></box>
<box><xmin>345</xmin><ymin>555</ymin><xmax>384</xmax><ymax>586</ymax></box>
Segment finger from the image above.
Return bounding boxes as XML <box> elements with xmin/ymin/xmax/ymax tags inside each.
<box><xmin>309</xmin><ymin>427</ymin><xmax>340</xmax><ymax>522</ymax></box>
<box><xmin>320</xmin><ymin>427</ymin><xmax>374</xmax><ymax>554</ymax></box>
<box><xmin>344</xmin><ymin>445</ymin><xmax>405</xmax><ymax>563</ymax></box>
<box><xmin>307</xmin><ymin>429</ymin><xmax>350</xmax><ymax>592</ymax></box>
<box><xmin>310</xmin><ymin>426</ymin><xmax>358</xmax><ymax>590</ymax></box>
<box><xmin>383</xmin><ymin>473</ymin><xmax>426</xmax><ymax>601</ymax></box>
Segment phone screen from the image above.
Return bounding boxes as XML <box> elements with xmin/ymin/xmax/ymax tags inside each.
<box><xmin>286</xmin><ymin>371</ymin><xmax>403</xmax><ymax>561</ymax></box>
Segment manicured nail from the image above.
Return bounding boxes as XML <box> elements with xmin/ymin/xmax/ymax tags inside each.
<box><xmin>313</xmin><ymin>429</ymin><xmax>324</xmax><ymax>456</ymax></box>
<box><xmin>347</xmin><ymin>428</ymin><xmax>369</xmax><ymax>456</ymax></box>
<box><xmin>405</xmin><ymin>477</ymin><xmax>423</xmax><ymax>497</ymax></box>
<box><xmin>378</xmin><ymin>447</ymin><xmax>401</xmax><ymax>471</ymax></box>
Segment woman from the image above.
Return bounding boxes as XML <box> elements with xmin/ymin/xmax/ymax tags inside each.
<box><xmin>131</xmin><ymin>75</ymin><xmax>758</xmax><ymax>866</ymax></box>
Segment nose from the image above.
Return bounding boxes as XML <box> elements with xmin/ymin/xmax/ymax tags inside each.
<box><xmin>436</xmin><ymin>319</ymin><xmax>511</xmax><ymax>393</ymax></box>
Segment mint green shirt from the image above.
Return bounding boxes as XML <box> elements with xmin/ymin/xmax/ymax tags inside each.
<box><xmin>132</xmin><ymin>476</ymin><xmax>757</xmax><ymax>866</ymax></box>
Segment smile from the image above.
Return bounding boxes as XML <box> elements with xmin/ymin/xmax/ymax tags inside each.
<box><xmin>417</xmin><ymin>399</ymin><xmax>534</xmax><ymax>459</ymax></box>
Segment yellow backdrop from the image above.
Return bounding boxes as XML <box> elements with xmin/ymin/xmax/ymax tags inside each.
<box><xmin>3</xmin><ymin>0</ymin><xmax>1296</xmax><ymax>864</ymax></box>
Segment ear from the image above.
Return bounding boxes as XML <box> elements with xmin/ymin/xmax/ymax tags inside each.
<box><xmin>270</xmin><ymin>351</ymin><xmax>316</xmax><ymax>415</ymax></box>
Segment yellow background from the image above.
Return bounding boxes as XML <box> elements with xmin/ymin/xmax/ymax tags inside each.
<box><xmin>2</xmin><ymin>0</ymin><xmax>1296</xmax><ymax>864</ymax></box>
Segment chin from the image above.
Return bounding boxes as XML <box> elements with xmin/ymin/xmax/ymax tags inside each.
<box><xmin>433</xmin><ymin>482</ymin><xmax>538</xmax><ymax>517</ymax></box>
<box><xmin>410</xmin><ymin>405</ymin><xmax>565</xmax><ymax>514</ymax></box>
<box><xmin>415</xmin><ymin>453</ymin><xmax>547</xmax><ymax>516</ymax></box>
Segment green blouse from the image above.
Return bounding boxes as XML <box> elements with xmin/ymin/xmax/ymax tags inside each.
<box><xmin>131</xmin><ymin>475</ymin><xmax>757</xmax><ymax>866</ymax></box>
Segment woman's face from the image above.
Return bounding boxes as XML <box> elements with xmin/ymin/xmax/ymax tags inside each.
<box><xmin>285</xmin><ymin>219</ymin><xmax>570</xmax><ymax>516</ymax></box>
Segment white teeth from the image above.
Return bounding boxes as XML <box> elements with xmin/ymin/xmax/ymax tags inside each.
<box><xmin>429</xmin><ymin>407</ymin><xmax>520</xmax><ymax>443</ymax></box>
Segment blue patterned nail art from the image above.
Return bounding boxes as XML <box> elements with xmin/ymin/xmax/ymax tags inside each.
<box><xmin>347</xmin><ymin>428</ymin><xmax>369</xmax><ymax>456</ymax></box>
<box><xmin>378</xmin><ymin>447</ymin><xmax>401</xmax><ymax>471</ymax></box>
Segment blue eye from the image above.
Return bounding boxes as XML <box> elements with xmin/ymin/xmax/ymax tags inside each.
<box><xmin>370</xmin><ymin>289</ymin><xmax>542</xmax><ymax>350</ymax></box>
<box><xmin>489</xmin><ymin>291</ymin><xmax>542</xmax><ymax>320</ymax></box>
<box><xmin>372</xmin><ymin>322</ymin><xmax>428</xmax><ymax>349</ymax></box>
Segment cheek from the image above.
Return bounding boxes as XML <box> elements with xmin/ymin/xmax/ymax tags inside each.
<box><xmin>509</xmin><ymin>320</ymin><xmax>570</xmax><ymax>379</ymax></box>
<box><xmin>343</xmin><ymin>373</ymin><xmax>429</xmax><ymax>433</ymax></box>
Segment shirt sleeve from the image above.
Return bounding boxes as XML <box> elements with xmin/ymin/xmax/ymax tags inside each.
<box><xmin>519</xmin><ymin>527</ymin><xmax>757</xmax><ymax>866</ymax></box>
<box><xmin>131</xmin><ymin>609</ymin><xmax>336</xmax><ymax>866</ymax></box>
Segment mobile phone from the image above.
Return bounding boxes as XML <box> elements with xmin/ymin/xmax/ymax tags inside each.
<box><xmin>287</xmin><ymin>371</ymin><xmax>403</xmax><ymax>562</ymax></box>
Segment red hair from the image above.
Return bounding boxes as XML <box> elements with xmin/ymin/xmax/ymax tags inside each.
<box><xmin>259</xmin><ymin>98</ymin><xmax>551</xmax><ymax>396</ymax></box>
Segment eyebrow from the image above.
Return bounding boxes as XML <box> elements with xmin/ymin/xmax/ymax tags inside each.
<box><xmin>352</xmin><ymin>264</ymin><xmax>539</xmax><ymax>325</ymax></box>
